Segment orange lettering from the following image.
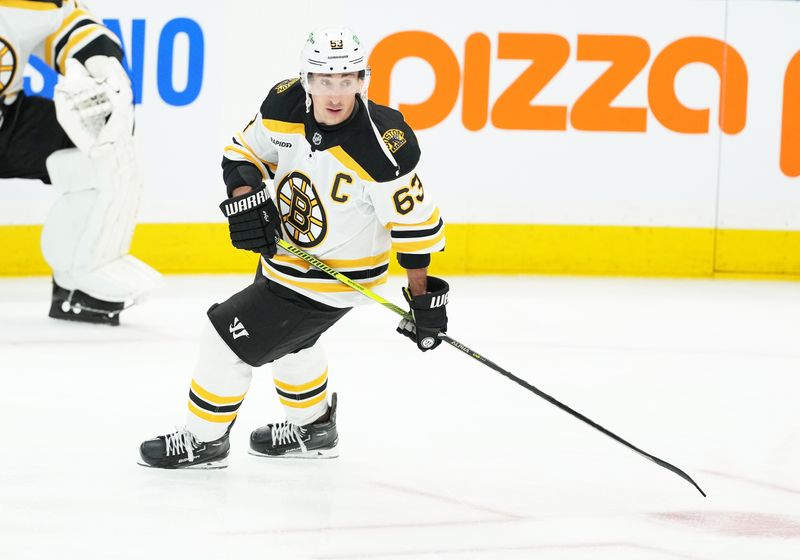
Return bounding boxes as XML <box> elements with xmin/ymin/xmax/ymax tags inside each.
<box><xmin>370</xmin><ymin>31</ymin><xmax>753</xmax><ymax>138</ymax></box>
<box><xmin>369</xmin><ymin>31</ymin><xmax>460</xmax><ymax>130</ymax></box>
<box><xmin>780</xmin><ymin>51</ymin><xmax>800</xmax><ymax>177</ymax></box>
<box><xmin>462</xmin><ymin>33</ymin><xmax>491</xmax><ymax>131</ymax></box>
<box><xmin>491</xmin><ymin>33</ymin><xmax>569</xmax><ymax>130</ymax></box>
<box><xmin>571</xmin><ymin>35</ymin><xmax>650</xmax><ymax>132</ymax></box>
<box><xmin>648</xmin><ymin>37</ymin><xmax>747</xmax><ymax>134</ymax></box>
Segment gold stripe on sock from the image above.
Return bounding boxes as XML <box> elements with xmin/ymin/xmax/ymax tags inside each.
<box><xmin>188</xmin><ymin>401</ymin><xmax>238</xmax><ymax>423</ymax></box>
<box><xmin>273</xmin><ymin>368</ymin><xmax>328</xmax><ymax>393</ymax></box>
<box><xmin>191</xmin><ymin>379</ymin><xmax>247</xmax><ymax>405</ymax></box>
<box><xmin>278</xmin><ymin>391</ymin><xmax>327</xmax><ymax>409</ymax></box>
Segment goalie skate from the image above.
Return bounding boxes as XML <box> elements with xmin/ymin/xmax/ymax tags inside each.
<box><xmin>48</xmin><ymin>280</ymin><xmax>125</xmax><ymax>326</ymax></box>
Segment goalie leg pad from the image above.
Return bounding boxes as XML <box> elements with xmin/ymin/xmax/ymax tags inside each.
<box><xmin>41</xmin><ymin>146</ymin><xmax>161</xmax><ymax>304</ymax></box>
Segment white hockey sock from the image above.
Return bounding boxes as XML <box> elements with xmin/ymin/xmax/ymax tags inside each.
<box><xmin>272</xmin><ymin>344</ymin><xmax>329</xmax><ymax>426</ymax></box>
<box><xmin>185</xmin><ymin>321</ymin><xmax>253</xmax><ymax>442</ymax></box>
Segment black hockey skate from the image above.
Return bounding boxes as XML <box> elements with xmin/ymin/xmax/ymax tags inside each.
<box><xmin>249</xmin><ymin>392</ymin><xmax>339</xmax><ymax>458</ymax></box>
<box><xmin>138</xmin><ymin>425</ymin><xmax>231</xmax><ymax>469</ymax></box>
<box><xmin>48</xmin><ymin>280</ymin><xmax>125</xmax><ymax>326</ymax></box>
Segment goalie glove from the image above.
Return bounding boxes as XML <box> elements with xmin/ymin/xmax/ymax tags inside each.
<box><xmin>54</xmin><ymin>56</ymin><xmax>134</xmax><ymax>157</ymax></box>
<box><xmin>396</xmin><ymin>276</ymin><xmax>449</xmax><ymax>352</ymax></box>
<box><xmin>219</xmin><ymin>184</ymin><xmax>282</xmax><ymax>258</ymax></box>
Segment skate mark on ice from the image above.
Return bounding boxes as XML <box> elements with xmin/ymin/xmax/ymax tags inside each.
<box><xmin>653</xmin><ymin>511</ymin><xmax>800</xmax><ymax>539</ymax></box>
<box><xmin>217</xmin><ymin>517</ymin><xmax>517</xmax><ymax>536</ymax></box>
<box><xmin>370</xmin><ymin>480</ymin><xmax>525</xmax><ymax>520</ymax></box>
<box><xmin>699</xmin><ymin>469</ymin><xmax>800</xmax><ymax>496</ymax></box>
<box><xmin>312</xmin><ymin>541</ymin><xmax>711</xmax><ymax>559</ymax></box>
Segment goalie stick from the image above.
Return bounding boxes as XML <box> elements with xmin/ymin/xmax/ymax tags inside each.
<box><xmin>275</xmin><ymin>238</ymin><xmax>707</xmax><ymax>497</ymax></box>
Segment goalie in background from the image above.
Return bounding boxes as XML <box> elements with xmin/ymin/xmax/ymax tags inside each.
<box><xmin>0</xmin><ymin>0</ymin><xmax>160</xmax><ymax>325</ymax></box>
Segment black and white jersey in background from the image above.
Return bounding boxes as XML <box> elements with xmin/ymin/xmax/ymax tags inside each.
<box><xmin>0</xmin><ymin>0</ymin><xmax>122</xmax><ymax>99</ymax></box>
<box><xmin>222</xmin><ymin>78</ymin><xmax>446</xmax><ymax>308</ymax></box>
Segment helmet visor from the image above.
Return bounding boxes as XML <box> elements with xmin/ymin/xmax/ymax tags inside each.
<box><xmin>305</xmin><ymin>73</ymin><xmax>363</xmax><ymax>96</ymax></box>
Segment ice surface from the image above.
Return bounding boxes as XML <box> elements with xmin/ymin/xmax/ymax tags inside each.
<box><xmin>1</xmin><ymin>275</ymin><xmax>798</xmax><ymax>560</ymax></box>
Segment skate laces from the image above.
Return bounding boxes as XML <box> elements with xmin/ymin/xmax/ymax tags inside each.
<box><xmin>272</xmin><ymin>420</ymin><xmax>308</xmax><ymax>452</ymax></box>
<box><xmin>164</xmin><ymin>429</ymin><xmax>200</xmax><ymax>461</ymax></box>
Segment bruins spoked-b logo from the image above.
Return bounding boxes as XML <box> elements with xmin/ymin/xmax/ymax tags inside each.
<box><xmin>276</xmin><ymin>171</ymin><xmax>328</xmax><ymax>248</ymax></box>
<box><xmin>0</xmin><ymin>37</ymin><xmax>18</xmax><ymax>95</ymax></box>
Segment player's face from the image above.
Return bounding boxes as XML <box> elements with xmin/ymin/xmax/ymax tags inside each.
<box><xmin>309</xmin><ymin>73</ymin><xmax>363</xmax><ymax>126</ymax></box>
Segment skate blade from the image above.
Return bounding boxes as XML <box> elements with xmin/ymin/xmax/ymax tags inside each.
<box><xmin>136</xmin><ymin>458</ymin><xmax>229</xmax><ymax>469</ymax></box>
<box><xmin>248</xmin><ymin>447</ymin><xmax>339</xmax><ymax>460</ymax></box>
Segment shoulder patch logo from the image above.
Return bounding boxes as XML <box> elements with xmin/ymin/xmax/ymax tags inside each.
<box><xmin>275</xmin><ymin>78</ymin><xmax>299</xmax><ymax>94</ymax></box>
<box><xmin>382</xmin><ymin>129</ymin><xmax>407</xmax><ymax>153</ymax></box>
<box><xmin>0</xmin><ymin>36</ymin><xmax>18</xmax><ymax>95</ymax></box>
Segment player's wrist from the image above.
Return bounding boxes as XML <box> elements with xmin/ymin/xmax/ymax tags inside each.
<box><xmin>231</xmin><ymin>185</ymin><xmax>254</xmax><ymax>197</ymax></box>
<box><xmin>405</xmin><ymin>266</ymin><xmax>428</xmax><ymax>296</ymax></box>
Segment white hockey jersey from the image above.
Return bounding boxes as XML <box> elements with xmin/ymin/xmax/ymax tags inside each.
<box><xmin>0</xmin><ymin>0</ymin><xmax>121</xmax><ymax>99</ymax></box>
<box><xmin>222</xmin><ymin>78</ymin><xmax>446</xmax><ymax>308</ymax></box>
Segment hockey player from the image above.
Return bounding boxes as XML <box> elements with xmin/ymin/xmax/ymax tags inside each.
<box><xmin>138</xmin><ymin>28</ymin><xmax>449</xmax><ymax>468</ymax></box>
<box><xmin>0</xmin><ymin>0</ymin><xmax>160</xmax><ymax>325</ymax></box>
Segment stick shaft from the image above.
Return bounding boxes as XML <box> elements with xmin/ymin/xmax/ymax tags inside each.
<box><xmin>437</xmin><ymin>334</ymin><xmax>706</xmax><ymax>496</ymax></box>
<box><xmin>274</xmin><ymin>239</ymin><xmax>706</xmax><ymax>497</ymax></box>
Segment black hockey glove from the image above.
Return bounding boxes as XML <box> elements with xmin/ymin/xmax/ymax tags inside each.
<box><xmin>396</xmin><ymin>276</ymin><xmax>449</xmax><ymax>352</ymax></box>
<box><xmin>219</xmin><ymin>184</ymin><xmax>281</xmax><ymax>258</ymax></box>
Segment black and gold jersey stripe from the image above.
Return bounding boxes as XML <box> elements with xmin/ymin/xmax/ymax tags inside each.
<box><xmin>388</xmin><ymin>207</ymin><xmax>446</xmax><ymax>253</ymax></box>
<box><xmin>0</xmin><ymin>0</ymin><xmax>61</xmax><ymax>9</ymax></box>
<box><xmin>44</xmin><ymin>3</ymin><xmax>122</xmax><ymax>72</ymax></box>
<box><xmin>261</xmin><ymin>255</ymin><xmax>389</xmax><ymax>293</ymax></box>
<box><xmin>391</xmin><ymin>215</ymin><xmax>444</xmax><ymax>240</ymax></box>
<box><xmin>267</xmin><ymin>258</ymin><xmax>388</xmax><ymax>281</ymax></box>
<box><xmin>221</xmin><ymin>131</ymin><xmax>279</xmax><ymax>193</ymax></box>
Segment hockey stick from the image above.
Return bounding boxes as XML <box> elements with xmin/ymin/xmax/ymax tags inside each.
<box><xmin>276</xmin><ymin>238</ymin><xmax>707</xmax><ymax>497</ymax></box>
